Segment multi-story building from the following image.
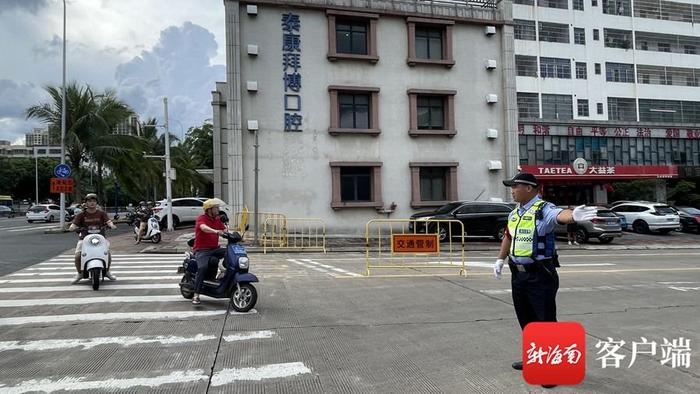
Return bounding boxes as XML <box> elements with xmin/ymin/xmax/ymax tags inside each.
<box><xmin>112</xmin><ymin>115</ymin><xmax>140</xmax><ymax>136</ymax></box>
<box><xmin>514</xmin><ymin>0</ymin><xmax>700</xmax><ymax>204</ymax></box>
<box><xmin>25</xmin><ymin>128</ymin><xmax>52</xmax><ymax>147</ymax></box>
<box><xmin>212</xmin><ymin>0</ymin><xmax>518</xmax><ymax>232</ymax></box>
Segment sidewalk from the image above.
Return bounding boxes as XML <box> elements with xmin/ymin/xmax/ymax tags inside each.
<box><xmin>108</xmin><ymin>226</ymin><xmax>700</xmax><ymax>255</ymax></box>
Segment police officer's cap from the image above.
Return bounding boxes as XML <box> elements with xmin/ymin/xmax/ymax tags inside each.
<box><xmin>503</xmin><ymin>172</ymin><xmax>538</xmax><ymax>187</ymax></box>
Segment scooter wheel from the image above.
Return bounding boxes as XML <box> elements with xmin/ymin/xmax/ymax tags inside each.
<box><xmin>89</xmin><ymin>268</ymin><xmax>101</xmax><ymax>291</ymax></box>
<box><xmin>179</xmin><ymin>276</ymin><xmax>194</xmax><ymax>299</ymax></box>
<box><xmin>230</xmin><ymin>283</ymin><xmax>257</xmax><ymax>312</ymax></box>
<box><xmin>151</xmin><ymin>233</ymin><xmax>161</xmax><ymax>243</ymax></box>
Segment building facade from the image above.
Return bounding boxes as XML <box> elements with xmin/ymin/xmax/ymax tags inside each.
<box><xmin>514</xmin><ymin>0</ymin><xmax>700</xmax><ymax>204</ymax></box>
<box><xmin>212</xmin><ymin>0</ymin><xmax>518</xmax><ymax>232</ymax></box>
<box><xmin>24</xmin><ymin>128</ymin><xmax>51</xmax><ymax>147</ymax></box>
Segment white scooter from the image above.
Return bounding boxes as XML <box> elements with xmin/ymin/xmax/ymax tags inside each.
<box><xmin>79</xmin><ymin>226</ymin><xmax>111</xmax><ymax>290</ymax></box>
<box><xmin>133</xmin><ymin>216</ymin><xmax>162</xmax><ymax>243</ymax></box>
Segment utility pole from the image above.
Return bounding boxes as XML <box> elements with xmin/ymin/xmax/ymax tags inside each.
<box><xmin>34</xmin><ymin>147</ymin><xmax>39</xmax><ymax>205</ymax></box>
<box><xmin>163</xmin><ymin>97</ymin><xmax>174</xmax><ymax>232</ymax></box>
<box><xmin>59</xmin><ymin>0</ymin><xmax>67</xmax><ymax>229</ymax></box>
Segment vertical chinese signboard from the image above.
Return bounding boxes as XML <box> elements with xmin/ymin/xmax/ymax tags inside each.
<box><xmin>282</xmin><ymin>13</ymin><xmax>302</xmax><ymax>132</ymax></box>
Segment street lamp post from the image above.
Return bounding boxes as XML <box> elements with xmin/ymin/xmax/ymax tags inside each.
<box><xmin>34</xmin><ymin>147</ymin><xmax>39</xmax><ymax>205</ymax></box>
<box><xmin>59</xmin><ymin>0</ymin><xmax>67</xmax><ymax>228</ymax></box>
<box><xmin>141</xmin><ymin>97</ymin><xmax>174</xmax><ymax>231</ymax></box>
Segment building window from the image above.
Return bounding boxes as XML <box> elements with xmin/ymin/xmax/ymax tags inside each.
<box><xmin>514</xmin><ymin>0</ymin><xmax>535</xmax><ymax>4</ymax></box>
<box><xmin>573</xmin><ymin>0</ymin><xmax>584</xmax><ymax>11</ymax></box>
<box><xmin>407</xmin><ymin>89</ymin><xmax>456</xmax><ymax>137</ymax></box>
<box><xmin>658</xmin><ymin>42</ymin><xmax>671</xmax><ymax>52</ymax></box>
<box><xmin>684</xmin><ymin>45</ymin><xmax>696</xmax><ymax>55</ymax></box>
<box><xmin>330</xmin><ymin>162</ymin><xmax>382</xmax><ymax>209</ymax></box>
<box><xmin>608</xmin><ymin>97</ymin><xmax>637</xmax><ymax>121</ymax></box>
<box><xmin>539</xmin><ymin>22</ymin><xmax>569</xmax><ymax>43</ymax></box>
<box><xmin>603</xmin><ymin>0</ymin><xmax>631</xmax><ymax>16</ymax></box>
<box><xmin>606</xmin><ymin>62</ymin><xmax>635</xmax><ymax>83</ymax></box>
<box><xmin>517</xmin><ymin>92</ymin><xmax>540</xmax><ymax>119</ymax></box>
<box><xmin>574</xmin><ymin>28</ymin><xmax>586</xmax><ymax>45</ymax></box>
<box><xmin>639</xmin><ymin>41</ymin><xmax>648</xmax><ymax>50</ymax></box>
<box><xmin>577</xmin><ymin>99</ymin><xmax>590</xmax><ymax>117</ymax></box>
<box><xmin>516</xmin><ymin>55</ymin><xmax>538</xmax><ymax>77</ymax></box>
<box><xmin>537</xmin><ymin>0</ymin><xmax>568</xmax><ymax>9</ymax></box>
<box><xmin>542</xmin><ymin>94</ymin><xmax>573</xmax><ymax>120</ymax></box>
<box><xmin>328</xmin><ymin>86</ymin><xmax>380</xmax><ymax>135</ymax></box>
<box><xmin>597</xmin><ymin>102</ymin><xmax>604</xmax><ymax>114</ymax></box>
<box><xmin>514</xmin><ymin>19</ymin><xmax>537</xmax><ymax>41</ymax></box>
<box><xmin>595</xmin><ymin>63</ymin><xmax>601</xmax><ymax>74</ymax></box>
<box><xmin>406</xmin><ymin>17</ymin><xmax>454</xmax><ymax>67</ymax></box>
<box><xmin>592</xmin><ymin>0</ymin><xmax>598</xmax><ymax>6</ymax></box>
<box><xmin>540</xmin><ymin>57</ymin><xmax>571</xmax><ymax>79</ymax></box>
<box><xmin>593</xmin><ymin>29</ymin><xmax>600</xmax><ymax>40</ymax></box>
<box><xmin>326</xmin><ymin>10</ymin><xmax>378</xmax><ymax>62</ymax></box>
<box><xmin>410</xmin><ymin>163</ymin><xmax>459</xmax><ymax>207</ymax></box>
<box><xmin>576</xmin><ymin>62</ymin><xmax>588</xmax><ymax>79</ymax></box>
<box><xmin>639</xmin><ymin>73</ymin><xmax>650</xmax><ymax>84</ymax></box>
<box><xmin>604</xmin><ymin>28</ymin><xmax>633</xmax><ymax>49</ymax></box>
<box><xmin>639</xmin><ymin>99</ymin><xmax>700</xmax><ymax>124</ymax></box>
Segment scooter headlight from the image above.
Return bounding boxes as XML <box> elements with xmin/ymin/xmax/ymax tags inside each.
<box><xmin>90</xmin><ymin>237</ymin><xmax>101</xmax><ymax>246</ymax></box>
<box><xmin>238</xmin><ymin>256</ymin><xmax>249</xmax><ymax>269</ymax></box>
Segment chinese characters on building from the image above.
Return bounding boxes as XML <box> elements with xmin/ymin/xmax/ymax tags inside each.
<box><xmin>595</xmin><ymin>337</ymin><xmax>692</xmax><ymax>369</ymax></box>
<box><xmin>518</xmin><ymin>124</ymin><xmax>700</xmax><ymax>140</ymax></box>
<box><xmin>282</xmin><ymin>13</ymin><xmax>302</xmax><ymax>132</ymax></box>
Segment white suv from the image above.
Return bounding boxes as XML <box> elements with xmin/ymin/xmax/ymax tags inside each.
<box><xmin>153</xmin><ymin>198</ymin><xmax>233</xmax><ymax>228</ymax></box>
<box><xmin>611</xmin><ymin>202</ymin><xmax>680</xmax><ymax>234</ymax></box>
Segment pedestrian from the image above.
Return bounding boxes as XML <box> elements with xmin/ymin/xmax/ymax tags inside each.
<box><xmin>492</xmin><ymin>173</ymin><xmax>595</xmax><ymax>382</ymax></box>
<box><xmin>566</xmin><ymin>205</ymin><xmax>580</xmax><ymax>246</ymax></box>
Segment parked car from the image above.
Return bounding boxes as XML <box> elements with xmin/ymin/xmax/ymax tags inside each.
<box><xmin>409</xmin><ymin>201</ymin><xmax>516</xmax><ymax>241</ymax></box>
<box><xmin>0</xmin><ymin>206</ymin><xmax>15</xmax><ymax>218</ymax></box>
<box><xmin>26</xmin><ymin>204</ymin><xmax>68</xmax><ymax>223</ymax></box>
<box><xmin>611</xmin><ymin>202</ymin><xmax>680</xmax><ymax>234</ymax></box>
<box><xmin>612</xmin><ymin>211</ymin><xmax>628</xmax><ymax>231</ymax></box>
<box><xmin>555</xmin><ymin>206</ymin><xmax>623</xmax><ymax>244</ymax></box>
<box><xmin>153</xmin><ymin>197</ymin><xmax>233</xmax><ymax>228</ymax></box>
<box><xmin>673</xmin><ymin>206</ymin><xmax>700</xmax><ymax>233</ymax></box>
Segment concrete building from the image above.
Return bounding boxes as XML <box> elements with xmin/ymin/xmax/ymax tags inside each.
<box><xmin>24</xmin><ymin>128</ymin><xmax>52</xmax><ymax>147</ymax></box>
<box><xmin>513</xmin><ymin>0</ymin><xmax>700</xmax><ymax>204</ymax></box>
<box><xmin>213</xmin><ymin>0</ymin><xmax>517</xmax><ymax>232</ymax></box>
<box><xmin>0</xmin><ymin>144</ymin><xmax>62</xmax><ymax>159</ymax></box>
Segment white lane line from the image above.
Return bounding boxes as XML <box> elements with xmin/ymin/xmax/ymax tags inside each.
<box><xmin>223</xmin><ymin>330</ymin><xmax>276</xmax><ymax>342</ymax></box>
<box><xmin>210</xmin><ymin>362</ymin><xmax>311</xmax><ymax>386</ymax></box>
<box><xmin>0</xmin><ymin>334</ymin><xmax>217</xmax><ymax>352</ymax></box>
<box><xmin>302</xmin><ymin>259</ymin><xmax>362</xmax><ymax>277</ymax></box>
<box><xmin>0</xmin><ymin>310</ymin><xmax>230</xmax><ymax>327</ymax></box>
<box><xmin>0</xmin><ymin>276</ymin><xmax>181</xmax><ymax>284</ymax></box>
<box><xmin>481</xmin><ymin>283</ymin><xmax>672</xmax><ymax>295</ymax></box>
<box><xmin>50</xmin><ymin>257</ymin><xmax>184</xmax><ymax>262</ymax></box>
<box><xmin>37</xmin><ymin>262</ymin><xmax>181</xmax><ymax>266</ymax></box>
<box><xmin>0</xmin><ymin>369</ymin><xmax>209</xmax><ymax>393</ymax></box>
<box><xmin>1</xmin><ymin>224</ymin><xmax>55</xmax><ymax>231</ymax></box>
<box><xmin>27</xmin><ymin>266</ymin><xmax>180</xmax><ymax>271</ymax></box>
<box><xmin>0</xmin><ymin>284</ymin><xmax>178</xmax><ymax>293</ymax></box>
<box><xmin>57</xmin><ymin>254</ymin><xmax>182</xmax><ymax>258</ymax></box>
<box><xmin>10</xmin><ymin>270</ymin><xmax>178</xmax><ymax>276</ymax></box>
<box><xmin>560</xmin><ymin>252</ymin><xmax>700</xmax><ymax>258</ymax></box>
<box><xmin>658</xmin><ymin>281</ymin><xmax>698</xmax><ymax>284</ymax></box>
<box><xmin>8</xmin><ymin>226</ymin><xmax>60</xmax><ymax>233</ymax></box>
<box><xmin>0</xmin><ymin>295</ymin><xmax>191</xmax><ymax>308</ymax></box>
<box><xmin>561</xmin><ymin>263</ymin><xmax>616</xmax><ymax>267</ymax></box>
<box><xmin>668</xmin><ymin>286</ymin><xmax>700</xmax><ymax>292</ymax></box>
<box><xmin>287</xmin><ymin>259</ymin><xmax>335</xmax><ymax>276</ymax></box>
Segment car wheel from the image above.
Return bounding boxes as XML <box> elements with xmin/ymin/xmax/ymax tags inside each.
<box><xmin>27</xmin><ymin>220</ymin><xmax>33</xmax><ymax>223</ymax></box>
<box><xmin>598</xmin><ymin>237</ymin><xmax>613</xmax><ymax>244</ymax></box>
<box><xmin>633</xmin><ymin>220</ymin><xmax>649</xmax><ymax>234</ymax></box>
<box><xmin>575</xmin><ymin>228</ymin><xmax>589</xmax><ymax>243</ymax></box>
<box><xmin>162</xmin><ymin>215</ymin><xmax>180</xmax><ymax>230</ymax></box>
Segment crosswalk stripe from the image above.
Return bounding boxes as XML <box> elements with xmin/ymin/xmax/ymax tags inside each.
<box><xmin>10</xmin><ymin>270</ymin><xmax>178</xmax><ymax>276</ymax></box>
<box><xmin>0</xmin><ymin>334</ymin><xmax>218</xmax><ymax>352</ymax></box>
<box><xmin>0</xmin><ymin>310</ymin><xmax>244</xmax><ymax>326</ymax></box>
<box><xmin>0</xmin><ymin>276</ymin><xmax>182</xmax><ymax>284</ymax></box>
<box><xmin>27</xmin><ymin>266</ymin><xmax>180</xmax><ymax>271</ymax></box>
<box><xmin>0</xmin><ymin>284</ymin><xmax>178</xmax><ymax>293</ymax></box>
<box><xmin>211</xmin><ymin>362</ymin><xmax>311</xmax><ymax>386</ymax></box>
<box><xmin>0</xmin><ymin>295</ymin><xmax>188</xmax><ymax>308</ymax></box>
<box><xmin>39</xmin><ymin>262</ymin><xmax>182</xmax><ymax>266</ymax></box>
<box><xmin>0</xmin><ymin>224</ymin><xmax>55</xmax><ymax>231</ymax></box>
<box><xmin>57</xmin><ymin>254</ymin><xmax>182</xmax><ymax>258</ymax></box>
<box><xmin>50</xmin><ymin>257</ymin><xmax>185</xmax><ymax>262</ymax></box>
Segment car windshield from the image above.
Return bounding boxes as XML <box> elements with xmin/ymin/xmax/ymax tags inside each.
<box><xmin>654</xmin><ymin>206</ymin><xmax>676</xmax><ymax>215</ymax></box>
<box><xmin>596</xmin><ymin>210</ymin><xmax>616</xmax><ymax>217</ymax></box>
<box><xmin>434</xmin><ymin>202</ymin><xmax>462</xmax><ymax>214</ymax></box>
<box><xmin>679</xmin><ymin>207</ymin><xmax>700</xmax><ymax>215</ymax></box>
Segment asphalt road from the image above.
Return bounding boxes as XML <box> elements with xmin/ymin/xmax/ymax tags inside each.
<box><xmin>0</xmin><ymin>246</ymin><xmax>697</xmax><ymax>392</ymax></box>
<box><xmin>0</xmin><ymin>216</ymin><xmax>131</xmax><ymax>277</ymax></box>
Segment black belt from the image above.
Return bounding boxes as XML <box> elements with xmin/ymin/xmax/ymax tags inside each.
<box><xmin>508</xmin><ymin>259</ymin><xmax>554</xmax><ymax>274</ymax></box>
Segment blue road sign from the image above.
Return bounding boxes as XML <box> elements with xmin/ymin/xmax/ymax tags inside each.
<box><xmin>54</xmin><ymin>164</ymin><xmax>71</xmax><ymax>178</ymax></box>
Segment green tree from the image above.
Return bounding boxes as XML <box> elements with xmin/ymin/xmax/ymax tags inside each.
<box><xmin>610</xmin><ymin>180</ymin><xmax>659</xmax><ymax>202</ymax></box>
<box><xmin>668</xmin><ymin>180</ymin><xmax>700</xmax><ymax>206</ymax></box>
<box><xmin>181</xmin><ymin>123</ymin><xmax>213</xmax><ymax>169</ymax></box>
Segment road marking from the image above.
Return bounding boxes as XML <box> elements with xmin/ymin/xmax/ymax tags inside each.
<box><xmin>27</xmin><ymin>265</ymin><xmax>180</xmax><ymax>271</ymax></box>
<box><xmin>287</xmin><ymin>259</ymin><xmax>333</xmax><ymax>275</ymax></box>
<box><xmin>223</xmin><ymin>330</ymin><xmax>276</xmax><ymax>342</ymax></box>
<box><xmin>210</xmin><ymin>362</ymin><xmax>311</xmax><ymax>385</ymax></box>
<box><xmin>301</xmin><ymin>259</ymin><xmax>362</xmax><ymax>277</ymax></box>
<box><xmin>658</xmin><ymin>281</ymin><xmax>698</xmax><ymax>284</ymax></box>
<box><xmin>480</xmin><ymin>283</ymin><xmax>673</xmax><ymax>295</ymax></box>
<box><xmin>10</xmin><ymin>270</ymin><xmax>180</xmax><ymax>276</ymax></box>
<box><xmin>0</xmin><ymin>284</ymin><xmax>179</xmax><ymax>293</ymax></box>
<box><xmin>0</xmin><ymin>369</ymin><xmax>209</xmax><ymax>393</ymax></box>
<box><xmin>0</xmin><ymin>295</ymin><xmax>191</xmax><ymax>308</ymax></box>
<box><xmin>0</xmin><ymin>224</ymin><xmax>55</xmax><ymax>231</ymax></box>
<box><xmin>38</xmin><ymin>262</ymin><xmax>182</xmax><ymax>266</ymax></box>
<box><xmin>0</xmin><ymin>334</ymin><xmax>218</xmax><ymax>352</ymax></box>
<box><xmin>0</xmin><ymin>276</ymin><xmax>181</xmax><ymax>284</ymax></box>
<box><xmin>8</xmin><ymin>226</ymin><xmax>61</xmax><ymax>233</ymax></box>
<box><xmin>668</xmin><ymin>286</ymin><xmax>700</xmax><ymax>292</ymax></box>
<box><xmin>57</xmin><ymin>254</ymin><xmax>184</xmax><ymax>258</ymax></box>
<box><xmin>50</xmin><ymin>257</ymin><xmax>185</xmax><ymax>262</ymax></box>
<box><xmin>0</xmin><ymin>310</ymin><xmax>247</xmax><ymax>326</ymax></box>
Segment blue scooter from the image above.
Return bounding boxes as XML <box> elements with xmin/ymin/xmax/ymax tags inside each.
<box><xmin>178</xmin><ymin>232</ymin><xmax>259</xmax><ymax>312</ymax></box>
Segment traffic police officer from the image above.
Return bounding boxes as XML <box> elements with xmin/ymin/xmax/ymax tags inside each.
<box><xmin>493</xmin><ymin>173</ymin><xmax>596</xmax><ymax>372</ymax></box>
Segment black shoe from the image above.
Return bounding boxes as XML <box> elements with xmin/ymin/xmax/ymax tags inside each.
<box><xmin>542</xmin><ymin>385</ymin><xmax>557</xmax><ymax>389</ymax></box>
<box><xmin>512</xmin><ymin>361</ymin><xmax>523</xmax><ymax>370</ymax></box>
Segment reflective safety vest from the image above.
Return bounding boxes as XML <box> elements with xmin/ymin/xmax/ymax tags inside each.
<box><xmin>508</xmin><ymin>199</ymin><xmax>556</xmax><ymax>261</ymax></box>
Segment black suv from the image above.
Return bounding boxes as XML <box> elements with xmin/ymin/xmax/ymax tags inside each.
<box><xmin>409</xmin><ymin>201</ymin><xmax>516</xmax><ymax>241</ymax></box>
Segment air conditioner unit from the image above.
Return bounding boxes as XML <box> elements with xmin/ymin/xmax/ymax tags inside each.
<box><xmin>487</xmin><ymin>160</ymin><xmax>503</xmax><ymax>171</ymax></box>
<box><xmin>247</xmin><ymin>45</ymin><xmax>259</xmax><ymax>56</ymax></box>
<box><xmin>247</xmin><ymin>5</ymin><xmax>258</xmax><ymax>15</ymax></box>
<box><xmin>485</xmin><ymin>26</ymin><xmax>496</xmax><ymax>36</ymax></box>
<box><xmin>485</xmin><ymin>59</ymin><xmax>497</xmax><ymax>70</ymax></box>
<box><xmin>246</xmin><ymin>81</ymin><xmax>258</xmax><ymax>92</ymax></box>
<box><xmin>247</xmin><ymin>120</ymin><xmax>259</xmax><ymax>131</ymax></box>
<box><xmin>486</xmin><ymin>128</ymin><xmax>499</xmax><ymax>139</ymax></box>
<box><xmin>486</xmin><ymin>94</ymin><xmax>498</xmax><ymax>104</ymax></box>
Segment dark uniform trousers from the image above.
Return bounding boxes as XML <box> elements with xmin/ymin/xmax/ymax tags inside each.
<box><xmin>509</xmin><ymin>260</ymin><xmax>559</xmax><ymax>330</ymax></box>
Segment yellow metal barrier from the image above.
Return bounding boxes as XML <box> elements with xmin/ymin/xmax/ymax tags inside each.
<box><xmin>364</xmin><ymin>219</ymin><xmax>466</xmax><ymax>277</ymax></box>
<box><xmin>263</xmin><ymin>217</ymin><xmax>327</xmax><ymax>253</ymax></box>
<box><xmin>231</xmin><ymin>209</ymin><xmax>286</xmax><ymax>236</ymax></box>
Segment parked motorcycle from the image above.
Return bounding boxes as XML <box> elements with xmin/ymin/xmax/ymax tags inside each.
<box><xmin>78</xmin><ymin>225</ymin><xmax>110</xmax><ymax>290</ymax></box>
<box><xmin>177</xmin><ymin>232</ymin><xmax>258</xmax><ymax>312</ymax></box>
<box><xmin>133</xmin><ymin>216</ymin><xmax>162</xmax><ymax>243</ymax></box>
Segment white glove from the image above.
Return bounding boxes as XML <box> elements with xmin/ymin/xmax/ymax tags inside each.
<box><xmin>572</xmin><ymin>205</ymin><xmax>597</xmax><ymax>222</ymax></box>
<box><xmin>493</xmin><ymin>259</ymin><xmax>505</xmax><ymax>279</ymax></box>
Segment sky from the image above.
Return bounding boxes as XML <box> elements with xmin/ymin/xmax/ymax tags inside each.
<box><xmin>0</xmin><ymin>0</ymin><xmax>226</xmax><ymax>144</ymax></box>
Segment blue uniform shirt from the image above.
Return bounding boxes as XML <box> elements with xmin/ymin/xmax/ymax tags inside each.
<box><xmin>508</xmin><ymin>195</ymin><xmax>563</xmax><ymax>265</ymax></box>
